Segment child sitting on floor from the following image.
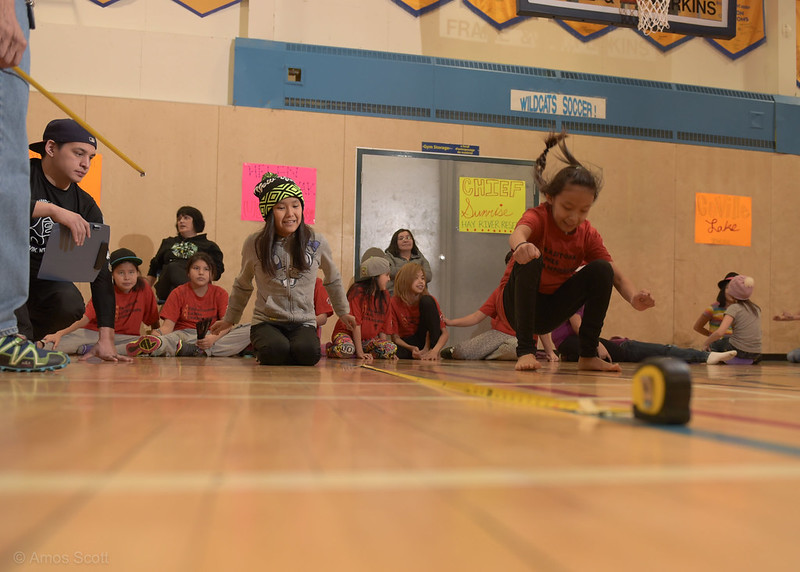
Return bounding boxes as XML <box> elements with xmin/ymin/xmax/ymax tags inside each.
<box><xmin>327</xmin><ymin>256</ymin><xmax>397</xmax><ymax>361</ymax></box>
<box><xmin>41</xmin><ymin>248</ymin><xmax>160</xmax><ymax>355</ymax></box>
<box><xmin>389</xmin><ymin>262</ymin><xmax>448</xmax><ymax>360</ymax></box>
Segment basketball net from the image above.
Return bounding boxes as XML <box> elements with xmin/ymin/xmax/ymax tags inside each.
<box><xmin>622</xmin><ymin>0</ymin><xmax>670</xmax><ymax>35</ymax></box>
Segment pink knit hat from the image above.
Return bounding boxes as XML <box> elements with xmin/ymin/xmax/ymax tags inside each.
<box><xmin>726</xmin><ymin>275</ymin><xmax>754</xmax><ymax>300</ymax></box>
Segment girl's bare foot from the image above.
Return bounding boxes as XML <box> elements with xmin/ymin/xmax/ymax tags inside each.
<box><xmin>515</xmin><ymin>354</ymin><xmax>541</xmax><ymax>371</ymax></box>
<box><xmin>578</xmin><ymin>356</ymin><xmax>622</xmax><ymax>372</ymax></box>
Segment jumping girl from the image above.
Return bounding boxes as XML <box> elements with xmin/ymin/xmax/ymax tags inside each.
<box><xmin>501</xmin><ymin>132</ymin><xmax>655</xmax><ymax>372</ymax></box>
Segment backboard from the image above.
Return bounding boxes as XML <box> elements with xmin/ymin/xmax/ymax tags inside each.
<box><xmin>517</xmin><ymin>0</ymin><xmax>738</xmax><ymax>39</ymax></box>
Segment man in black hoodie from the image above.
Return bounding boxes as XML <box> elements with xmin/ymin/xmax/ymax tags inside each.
<box><xmin>16</xmin><ymin>118</ymin><xmax>130</xmax><ymax>363</ymax></box>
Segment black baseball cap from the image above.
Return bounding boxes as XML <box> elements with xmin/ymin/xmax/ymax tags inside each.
<box><xmin>109</xmin><ymin>248</ymin><xmax>142</xmax><ymax>269</ymax></box>
<box><xmin>717</xmin><ymin>272</ymin><xmax>739</xmax><ymax>289</ymax></box>
<box><xmin>29</xmin><ymin>119</ymin><xmax>97</xmax><ymax>155</ymax></box>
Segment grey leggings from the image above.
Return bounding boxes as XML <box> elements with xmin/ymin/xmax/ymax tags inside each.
<box><xmin>453</xmin><ymin>329</ymin><xmax>517</xmax><ymax>360</ymax></box>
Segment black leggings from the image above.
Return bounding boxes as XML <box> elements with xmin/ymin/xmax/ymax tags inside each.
<box><xmin>503</xmin><ymin>258</ymin><xmax>614</xmax><ymax>358</ymax></box>
<box><xmin>250</xmin><ymin>322</ymin><xmax>321</xmax><ymax>366</ymax></box>
<box><xmin>396</xmin><ymin>295</ymin><xmax>442</xmax><ymax>359</ymax></box>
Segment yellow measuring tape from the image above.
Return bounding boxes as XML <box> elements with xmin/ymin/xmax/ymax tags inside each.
<box><xmin>362</xmin><ymin>364</ymin><xmax>631</xmax><ymax>418</ymax></box>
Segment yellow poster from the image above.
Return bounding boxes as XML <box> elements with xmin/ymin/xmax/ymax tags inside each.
<box><xmin>29</xmin><ymin>150</ymin><xmax>103</xmax><ymax>205</ymax></box>
<box><xmin>459</xmin><ymin>177</ymin><xmax>526</xmax><ymax>234</ymax></box>
<box><xmin>694</xmin><ymin>193</ymin><xmax>752</xmax><ymax>247</ymax></box>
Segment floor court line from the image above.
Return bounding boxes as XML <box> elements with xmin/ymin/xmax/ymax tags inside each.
<box><xmin>3</xmin><ymin>464</ymin><xmax>800</xmax><ymax>494</ymax></box>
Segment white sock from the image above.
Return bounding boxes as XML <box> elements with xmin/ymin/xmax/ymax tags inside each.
<box><xmin>707</xmin><ymin>350</ymin><xmax>737</xmax><ymax>365</ymax></box>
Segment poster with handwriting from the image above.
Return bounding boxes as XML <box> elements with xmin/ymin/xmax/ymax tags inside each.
<box><xmin>694</xmin><ymin>193</ymin><xmax>751</xmax><ymax>247</ymax></box>
<box><xmin>458</xmin><ymin>177</ymin><xmax>526</xmax><ymax>234</ymax></box>
<box><xmin>241</xmin><ymin>163</ymin><xmax>316</xmax><ymax>224</ymax></box>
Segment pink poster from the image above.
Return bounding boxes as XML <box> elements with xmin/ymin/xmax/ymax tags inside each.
<box><xmin>241</xmin><ymin>163</ymin><xmax>316</xmax><ymax>224</ymax></box>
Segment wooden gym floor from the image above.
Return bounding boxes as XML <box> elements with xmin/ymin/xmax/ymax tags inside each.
<box><xmin>1</xmin><ymin>357</ymin><xmax>800</xmax><ymax>571</ymax></box>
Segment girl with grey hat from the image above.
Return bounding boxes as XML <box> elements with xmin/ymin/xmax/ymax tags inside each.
<box><xmin>210</xmin><ymin>173</ymin><xmax>355</xmax><ymax>366</ymax></box>
<box><xmin>326</xmin><ymin>256</ymin><xmax>397</xmax><ymax>361</ymax></box>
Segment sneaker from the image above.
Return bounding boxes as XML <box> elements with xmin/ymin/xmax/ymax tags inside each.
<box><xmin>126</xmin><ymin>335</ymin><xmax>162</xmax><ymax>357</ymax></box>
<box><xmin>176</xmin><ymin>339</ymin><xmax>204</xmax><ymax>357</ymax></box>
<box><xmin>440</xmin><ymin>346</ymin><xmax>455</xmax><ymax>359</ymax></box>
<box><xmin>76</xmin><ymin>344</ymin><xmax>94</xmax><ymax>355</ymax></box>
<box><xmin>0</xmin><ymin>335</ymin><xmax>70</xmax><ymax>372</ymax></box>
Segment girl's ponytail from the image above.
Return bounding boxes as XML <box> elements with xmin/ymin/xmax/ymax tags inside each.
<box><xmin>534</xmin><ymin>132</ymin><xmax>566</xmax><ymax>189</ymax></box>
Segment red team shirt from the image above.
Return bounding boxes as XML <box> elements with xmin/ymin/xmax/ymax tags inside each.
<box><xmin>84</xmin><ymin>285</ymin><xmax>160</xmax><ymax>335</ymax></box>
<box><xmin>160</xmin><ymin>282</ymin><xmax>229</xmax><ymax>331</ymax></box>
<box><xmin>496</xmin><ymin>203</ymin><xmax>612</xmax><ymax>325</ymax></box>
<box><xmin>389</xmin><ymin>296</ymin><xmax>446</xmax><ymax>338</ymax></box>
<box><xmin>479</xmin><ymin>286</ymin><xmax>515</xmax><ymax>336</ymax></box>
<box><xmin>501</xmin><ymin>203</ymin><xmax>612</xmax><ymax>294</ymax></box>
<box><xmin>333</xmin><ymin>288</ymin><xmax>392</xmax><ymax>341</ymax></box>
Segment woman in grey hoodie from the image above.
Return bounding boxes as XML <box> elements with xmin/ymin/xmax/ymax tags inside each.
<box><xmin>211</xmin><ymin>173</ymin><xmax>355</xmax><ymax>365</ymax></box>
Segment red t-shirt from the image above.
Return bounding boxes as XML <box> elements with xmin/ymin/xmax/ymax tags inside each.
<box><xmin>84</xmin><ymin>285</ymin><xmax>160</xmax><ymax>335</ymax></box>
<box><xmin>160</xmin><ymin>282</ymin><xmax>228</xmax><ymax>331</ymax></box>
<box><xmin>314</xmin><ymin>278</ymin><xmax>334</xmax><ymax>318</ymax></box>
<box><xmin>500</xmin><ymin>203</ymin><xmax>611</xmax><ymax>295</ymax></box>
<box><xmin>479</xmin><ymin>286</ymin><xmax>515</xmax><ymax>336</ymax></box>
<box><xmin>333</xmin><ymin>287</ymin><xmax>392</xmax><ymax>341</ymax></box>
<box><xmin>389</xmin><ymin>295</ymin><xmax>445</xmax><ymax>338</ymax></box>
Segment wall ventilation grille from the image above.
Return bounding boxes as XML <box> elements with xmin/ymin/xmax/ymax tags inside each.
<box><xmin>436</xmin><ymin>109</ymin><xmax>557</xmax><ymax>129</ymax></box>
<box><xmin>676</xmin><ymin>131</ymin><xmax>775</xmax><ymax>150</ymax></box>
<box><xmin>561</xmin><ymin>71</ymin><xmax>672</xmax><ymax>90</ymax></box>
<box><xmin>285</xmin><ymin>98</ymin><xmax>432</xmax><ymax>119</ymax></box>
<box><xmin>564</xmin><ymin>121</ymin><xmax>672</xmax><ymax>140</ymax></box>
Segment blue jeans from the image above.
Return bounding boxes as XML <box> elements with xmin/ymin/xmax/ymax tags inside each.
<box><xmin>0</xmin><ymin>0</ymin><xmax>31</xmax><ymax>336</ymax></box>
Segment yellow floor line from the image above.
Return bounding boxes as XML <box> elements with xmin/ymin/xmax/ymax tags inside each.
<box><xmin>362</xmin><ymin>365</ymin><xmax>631</xmax><ymax>417</ymax></box>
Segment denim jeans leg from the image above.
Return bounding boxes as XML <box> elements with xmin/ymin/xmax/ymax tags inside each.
<box><xmin>0</xmin><ymin>0</ymin><xmax>31</xmax><ymax>336</ymax></box>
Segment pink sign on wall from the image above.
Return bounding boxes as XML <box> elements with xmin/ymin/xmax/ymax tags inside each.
<box><xmin>241</xmin><ymin>163</ymin><xmax>317</xmax><ymax>224</ymax></box>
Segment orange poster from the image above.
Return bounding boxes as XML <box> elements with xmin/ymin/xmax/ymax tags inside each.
<box><xmin>694</xmin><ymin>193</ymin><xmax>751</xmax><ymax>247</ymax></box>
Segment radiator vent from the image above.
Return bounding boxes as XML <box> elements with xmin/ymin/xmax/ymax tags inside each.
<box><xmin>436</xmin><ymin>109</ymin><xmax>556</xmax><ymax>130</ymax></box>
<box><xmin>285</xmin><ymin>98</ymin><xmax>432</xmax><ymax>119</ymax></box>
<box><xmin>676</xmin><ymin>131</ymin><xmax>775</xmax><ymax>150</ymax></box>
<box><xmin>561</xmin><ymin>71</ymin><xmax>672</xmax><ymax>90</ymax></box>
<box><xmin>435</xmin><ymin>58</ymin><xmax>557</xmax><ymax>78</ymax></box>
<box><xmin>674</xmin><ymin>84</ymin><xmax>774</xmax><ymax>102</ymax></box>
<box><xmin>564</xmin><ymin>121</ymin><xmax>672</xmax><ymax>140</ymax></box>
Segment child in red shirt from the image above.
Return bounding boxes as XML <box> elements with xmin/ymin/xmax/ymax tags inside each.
<box><xmin>389</xmin><ymin>262</ymin><xmax>448</xmax><ymax>360</ymax></box>
<box><xmin>503</xmin><ymin>132</ymin><xmax>655</xmax><ymax>372</ymax></box>
<box><xmin>327</xmin><ymin>256</ymin><xmax>397</xmax><ymax>361</ymax></box>
<box><xmin>127</xmin><ymin>252</ymin><xmax>248</xmax><ymax>357</ymax></box>
<box><xmin>41</xmin><ymin>248</ymin><xmax>159</xmax><ymax>354</ymax></box>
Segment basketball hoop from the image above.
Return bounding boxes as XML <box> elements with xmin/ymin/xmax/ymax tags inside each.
<box><xmin>621</xmin><ymin>0</ymin><xmax>670</xmax><ymax>35</ymax></box>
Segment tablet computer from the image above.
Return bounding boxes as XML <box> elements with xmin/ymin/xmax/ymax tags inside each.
<box><xmin>37</xmin><ymin>223</ymin><xmax>110</xmax><ymax>283</ymax></box>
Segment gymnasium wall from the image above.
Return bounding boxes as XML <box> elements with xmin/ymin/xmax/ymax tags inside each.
<box><xmin>26</xmin><ymin>90</ymin><xmax>800</xmax><ymax>354</ymax></box>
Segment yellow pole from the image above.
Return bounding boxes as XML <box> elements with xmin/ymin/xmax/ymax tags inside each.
<box><xmin>13</xmin><ymin>66</ymin><xmax>146</xmax><ymax>177</ymax></box>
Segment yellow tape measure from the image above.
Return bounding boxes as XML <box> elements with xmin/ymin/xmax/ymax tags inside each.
<box><xmin>361</xmin><ymin>364</ymin><xmax>631</xmax><ymax>418</ymax></box>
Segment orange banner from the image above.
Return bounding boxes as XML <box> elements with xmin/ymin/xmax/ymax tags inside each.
<box><xmin>640</xmin><ymin>31</ymin><xmax>692</xmax><ymax>52</ymax></box>
<box><xmin>694</xmin><ymin>193</ymin><xmax>752</xmax><ymax>247</ymax></box>
<box><xmin>707</xmin><ymin>0</ymin><xmax>765</xmax><ymax>60</ymax></box>
<box><xmin>391</xmin><ymin>0</ymin><xmax>454</xmax><ymax>16</ymax></box>
<box><xmin>172</xmin><ymin>0</ymin><xmax>241</xmax><ymax>17</ymax></box>
<box><xmin>463</xmin><ymin>0</ymin><xmax>526</xmax><ymax>29</ymax></box>
<box><xmin>557</xmin><ymin>20</ymin><xmax>612</xmax><ymax>42</ymax></box>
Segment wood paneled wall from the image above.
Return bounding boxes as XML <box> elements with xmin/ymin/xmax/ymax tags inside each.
<box><xmin>26</xmin><ymin>93</ymin><xmax>800</xmax><ymax>353</ymax></box>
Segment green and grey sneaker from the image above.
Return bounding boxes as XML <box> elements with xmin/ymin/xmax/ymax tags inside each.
<box><xmin>0</xmin><ymin>335</ymin><xmax>70</xmax><ymax>372</ymax></box>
